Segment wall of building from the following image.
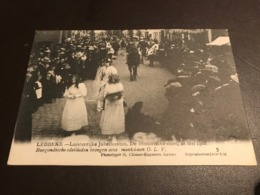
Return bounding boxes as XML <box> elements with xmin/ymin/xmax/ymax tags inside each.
<box><xmin>34</xmin><ymin>30</ymin><xmax>63</xmax><ymax>44</ymax></box>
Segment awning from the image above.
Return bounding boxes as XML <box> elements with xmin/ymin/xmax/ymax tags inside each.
<box><xmin>206</xmin><ymin>36</ymin><xmax>230</xmax><ymax>46</ymax></box>
<box><xmin>169</xmin><ymin>29</ymin><xmax>205</xmax><ymax>34</ymax></box>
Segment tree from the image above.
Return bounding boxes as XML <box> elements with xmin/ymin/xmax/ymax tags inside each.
<box><xmin>106</xmin><ymin>30</ymin><xmax>113</xmax><ymax>37</ymax></box>
<box><xmin>90</xmin><ymin>30</ymin><xmax>95</xmax><ymax>41</ymax></box>
<box><xmin>128</xmin><ymin>30</ymin><xmax>134</xmax><ymax>38</ymax></box>
<box><xmin>136</xmin><ymin>30</ymin><xmax>142</xmax><ymax>39</ymax></box>
<box><xmin>113</xmin><ymin>30</ymin><xmax>123</xmax><ymax>38</ymax></box>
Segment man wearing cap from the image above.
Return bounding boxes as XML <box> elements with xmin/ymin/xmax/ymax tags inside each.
<box><xmin>147</xmin><ymin>39</ymin><xmax>159</xmax><ymax>67</ymax></box>
<box><xmin>112</xmin><ymin>39</ymin><xmax>120</xmax><ymax>56</ymax></box>
<box><xmin>126</xmin><ymin>41</ymin><xmax>140</xmax><ymax>81</ymax></box>
<box><xmin>138</xmin><ymin>37</ymin><xmax>148</xmax><ymax>64</ymax></box>
<box><xmin>44</xmin><ymin>47</ymin><xmax>51</xmax><ymax>57</ymax></box>
<box><xmin>70</xmin><ymin>45</ymin><xmax>85</xmax><ymax>77</ymax></box>
<box><xmin>98</xmin><ymin>38</ymin><xmax>108</xmax><ymax>62</ymax></box>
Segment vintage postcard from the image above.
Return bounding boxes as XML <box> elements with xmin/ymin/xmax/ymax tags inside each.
<box><xmin>8</xmin><ymin>29</ymin><xmax>257</xmax><ymax>165</ymax></box>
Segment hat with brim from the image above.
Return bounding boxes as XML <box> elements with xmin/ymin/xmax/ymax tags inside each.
<box><xmin>164</xmin><ymin>82</ymin><xmax>182</xmax><ymax>89</ymax></box>
<box><xmin>201</xmin><ymin>64</ymin><xmax>218</xmax><ymax>73</ymax></box>
<box><xmin>163</xmin><ymin>78</ymin><xmax>177</xmax><ymax>87</ymax></box>
<box><xmin>88</xmin><ymin>46</ymin><xmax>94</xmax><ymax>50</ymax></box>
<box><xmin>26</xmin><ymin>72</ymin><xmax>32</xmax><ymax>77</ymax></box>
<box><xmin>208</xmin><ymin>75</ymin><xmax>221</xmax><ymax>82</ymax></box>
<box><xmin>191</xmin><ymin>84</ymin><xmax>206</xmax><ymax>92</ymax></box>
<box><xmin>44</xmin><ymin>49</ymin><xmax>51</xmax><ymax>54</ymax></box>
<box><xmin>27</xmin><ymin>67</ymin><xmax>34</xmax><ymax>72</ymax></box>
<box><xmin>47</xmin><ymin>71</ymin><xmax>52</xmax><ymax>75</ymax></box>
<box><xmin>74</xmin><ymin>52</ymin><xmax>83</xmax><ymax>58</ymax></box>
<box><xmin>177</xmin><ymin>75</ymin><xmax>191</xmax><ymax>79</ymax></box>
<box><xmin>42</xmin><ymin>57</ymin><xmax>51</xmax><ymax>63</ymax></box>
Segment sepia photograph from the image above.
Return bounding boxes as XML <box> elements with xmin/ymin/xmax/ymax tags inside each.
<box><xmin>8</xmin><ymin>29</ymin><xmax>257</xmax><ymax>165</ymax></box>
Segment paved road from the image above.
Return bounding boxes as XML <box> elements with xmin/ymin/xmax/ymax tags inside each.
<box><xmin>32</xmin><ymin>49</ymin><xmax>175</xmax><ymax>139</ymax></box>
<box><xmin>110</xmin><ymin>49</ymin><xmax>174</xmax><ymax>117</ymax></box>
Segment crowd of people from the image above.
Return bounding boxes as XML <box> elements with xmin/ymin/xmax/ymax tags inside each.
<box><xmin>23</xmin><ymin>34</ymin><xmax>161</xmax><ymax>108</ymax></box>
<box><xmin>14</xmin><ymin>32</ymin><xmax>130</xmax><ymax>142</ymax></box>
<box><xmin>26</xmin><ymin>35</ymin><xmax>122</xmax><ymax>104</ymax></box>
<box><xmin>14</xmin><ymin>31</ymin><xmax>247</xmax><ymax>142</ymax></box>
<box><xmin>161</xmin><ymin>46</ymin><xmax>248</xmax><ymax>141</ymax></box>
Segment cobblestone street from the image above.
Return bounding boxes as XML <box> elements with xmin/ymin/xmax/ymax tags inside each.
<box><xmin>32</xmin><ymin>48</ymin><xmax>175</xmax><ymax>140</ymax></box>
<box><xmin>113</xmin><ymin>49</ymin><xmax>174</xmax><ymax>117</ymax></box>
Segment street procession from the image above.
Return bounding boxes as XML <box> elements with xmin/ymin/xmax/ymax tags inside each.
<box><xmin>14</xmin><ymin>29</ymin><xmax>250</xmax><ymax>143</ymax></box>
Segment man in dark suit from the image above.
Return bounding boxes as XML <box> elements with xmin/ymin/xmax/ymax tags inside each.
<box><xmin>126</xmin><ymin>41</ymin><xmax>140</xmax><ymax>81</ymax></box>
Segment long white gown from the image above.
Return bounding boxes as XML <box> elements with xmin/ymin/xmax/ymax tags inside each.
<box><xmin>100</xmin><ymin>82</ymin><xmax>125</xmax><ymax>135</ymax></box>
<box><xmin>61</xmin><ymin>83</ymin><xmax>88</xmax><ymax>131</ymax></box>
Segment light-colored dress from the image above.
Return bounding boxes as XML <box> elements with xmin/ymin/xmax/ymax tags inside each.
<box><xmin>100</xmin><ymin>82</ymin><xmax>125</xmax><ymax>135</ymax></box>
<box><xmin>61</xmin><ymin>83</ymin><xmax>88</xmax><ymax>131</ymax></box>
<box><xmin>93</xmin><ymin>66</ymin><xmax>107</xmax><ymax>112</ymax></box>
<box><xmin>94</xmin><ymin>65</ymin><xmax>118</xmax><ymax>112</ymax></box>
<box><xmin>103</xmin><ymin>65</ymin><xmax>118</xmax><ymax>83</ymax></box>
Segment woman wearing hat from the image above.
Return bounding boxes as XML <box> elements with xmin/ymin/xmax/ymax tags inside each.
<box><xmin>38</xmin><ymin>57</ymin><xmax>51</xmax><ymax>78</ymax></box>
<box><xmin>100</xmin><ymin>74</ymin><xmax>125</xmax><ymax>141</ymax></box>
<box><xmin>61</xmin><ymin>75</ymin><xmax>88</xmax><ymax>134</ymax></box>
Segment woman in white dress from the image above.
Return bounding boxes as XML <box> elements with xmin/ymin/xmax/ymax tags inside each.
<box><xmin>94</xmin><ymin>60</ymin><xmax>118</xmax><ymax>112</ymax></box>
<box><xmin>100</xmin><ymin>74</ymin><xmax>125</xmax><ymax>140</ymax></box>
<box><xmin>93</xmin><ymin>60</ymin><xmax>108</xmax><ymax>112</ymax></box>
<box><xmin>61</xmin><ymin>75</ymin><xmax>88</xmax><ymax>133</ymax></box>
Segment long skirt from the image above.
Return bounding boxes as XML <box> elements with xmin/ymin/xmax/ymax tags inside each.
<box><xmin>100</xmin><ymin>98</ymin><xmax>125</xmax><ymax>135</ymax></box>
<box><xmin>61</xmin><ymin>97</ymin><xmax>88</xmax><ymax>131</ymax></box>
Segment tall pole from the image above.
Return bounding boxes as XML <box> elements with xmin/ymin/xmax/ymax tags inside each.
<box><xmin>58</xmin><ymin>30</ymin><xmax>63</xmax><ymax>44</ymax></box>
<box><xmin>208</xmin><ymin>29</ymin><xmax>212</xmax><ymax>43</ymax></box>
